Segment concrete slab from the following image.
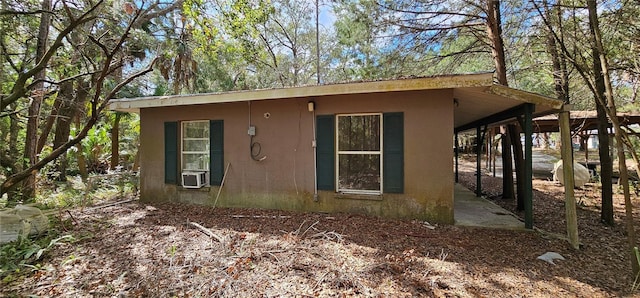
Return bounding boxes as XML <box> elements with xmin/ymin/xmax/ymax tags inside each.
<box><xmin>454</xmin><ymin>184</ymin><xmax>525</xmax><ymax>230</ymax></box>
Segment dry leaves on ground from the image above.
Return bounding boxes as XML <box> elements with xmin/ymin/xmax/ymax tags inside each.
<box><xmin>1</xmin><ymin>158</ymin><xmax>637</xmax><ymax>297</ymax></box>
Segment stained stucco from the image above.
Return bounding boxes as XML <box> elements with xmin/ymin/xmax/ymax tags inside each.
<box><xmin>139</xmin><ymin>89</ymin><xmax>454</xmax><ymax>223</ymax></box>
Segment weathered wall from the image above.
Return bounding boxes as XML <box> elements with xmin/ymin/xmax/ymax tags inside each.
<box><xmin>139</xmin><ymin>89</ymin><xmax>454</xmax><ymax>223</ymax></box>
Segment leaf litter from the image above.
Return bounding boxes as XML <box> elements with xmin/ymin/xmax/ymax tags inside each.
<box><xmin>1</xmin><ymin>158</ymin><xmax>636</xmax><ymax>297</ymax></box>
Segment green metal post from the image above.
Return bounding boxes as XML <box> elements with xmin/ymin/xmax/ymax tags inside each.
<box><xmin>455</xmin><ymin>132</ymin><xmax>459</xmax><ymax>183</ymax></box>
<box><xmin>524</xmin><ymin>104</ymin><xmax>534</xmax><ymax>229</ymax></box>
<box><xmin>476</xmin><ymin>126</ymin><xmax>482</xmax><ymax>197</ymax></box>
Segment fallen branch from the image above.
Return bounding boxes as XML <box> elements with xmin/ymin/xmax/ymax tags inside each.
<box><xmin>534</xmin><ymin>227</ymin><xmax>583</xmax><ymax>247</ymax></box>
<box><xmin>231</xmin><ymin>215</ymin><xmax>292</xmax><ymax>219</ymax></box>
<box><xmin>66</xmin><ymin>210</ymin><xmax>78</xmax><ymax>225</ymax></box>
<box><xmin>189</xmin><ymin>222</ymin><xmax>224</xmax><ymax>243</ymax></box>
<box><xmin>310</xmin><ymin>231</ymin><xmax>344</xmax><ymax>242</ymax></box>
<box><xmin>301</xmin><ymin>221</ymin><xmax>319</xmax><ymax>237</ymax></box>
<box><xmin>404</xmin><ymin>232</ymin><xmax>433</xmax><ymax>238</ymax></box>
<box><xmin>85</xmin><ymin>198</ymin><xmax>137</xmax><ymax>211</ymax></box>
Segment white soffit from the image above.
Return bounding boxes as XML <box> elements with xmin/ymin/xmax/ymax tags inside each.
<box><xmin>453</xmin><ymin>85</ymin><xmax>562</xmax><ymax>129</ymax></box>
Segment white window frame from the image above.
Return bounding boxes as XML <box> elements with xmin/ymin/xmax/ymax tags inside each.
<box><xmin>336</xmin><ymin>113</ymin><xmax>383</xmax><ymax>195</ymax></box>
<box><xmin>181</xmin><ymin>120</ymin><xmax>210</xmax><ymax>176</ymax></box>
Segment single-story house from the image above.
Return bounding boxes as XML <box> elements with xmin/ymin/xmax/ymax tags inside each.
<box><xmin>109</xmin><ymin>73</ymin><xmax>563</xmax><ymax>224</ymax></box>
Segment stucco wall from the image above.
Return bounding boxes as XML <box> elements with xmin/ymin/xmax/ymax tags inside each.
<box><xmin>139</xmin><ymin>89</ymin><xmax>454</xmax><ymax>223</ymax></box>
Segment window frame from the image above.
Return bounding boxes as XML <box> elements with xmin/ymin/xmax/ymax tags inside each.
<box><xmin>181</xmin><ymin>120</ymin><xmax>210</xmax><ymax>175</ymax></box>
<box><xmin>335</xmin><ymin>113</ymin><xmax>383</xmax><ymax>195</ymax></box>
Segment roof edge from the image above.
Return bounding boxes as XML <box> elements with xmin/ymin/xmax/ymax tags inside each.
<box><xmin>109</xmin><ymin>73</ymin><xmax>494</xmax><ymax>112</ymax></box>
<box><xmin>486</xmin><ymin>85</ymin><xmax>564</xmax><ymax>109</ymax></box>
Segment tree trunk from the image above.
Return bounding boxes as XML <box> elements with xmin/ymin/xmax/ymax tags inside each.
<box><xmin>52</xmin><ymin>81</ymin><xmax>76</xmax><ymax>181</ymax></box>
<box><xmin>5</xmin><ymin>103</ymin><xmax>20</xmax><ymax>175</ymax></box>
<box><xmin>541</xmin><ymin>133</ymin><xmax>550</xmax><ymax>149</ymax></box>
<box><xmin>508</xmin><ymin>124</ymin><xmax>525</xmax><ymax>210</ymax></box>
<box><xmin>501</xmin><ymin>131</ymin><xmax>514</xmax><ymax>200</ymax></box>
<box><xmin>0</xmin><ymin>8</ymin><xmax>158</xmax><ymax>196</ymax></box>
<box><xmin>485</xmin><ymin>0</ymin><xmax>507</xmax><ymax>86</ymax></box>
<box><xmin>1</xmin><ymin>103</ymin><xmax>22</xmax><ymax>201</ymax></box>
<box><xmin>587</xmin><ymin>0</ymin><xmax>638</xmax><ymax>275</ymax></box>
<box><xmin>132</xmin><ymin>145</ymin><xmax>141</xmax><ymax>172</ymax></box>
<box><xmin>21</xmin><ymin>0</ymin><xmax>52</xmax><ymax>200</ymax></box>
<box><xmin>544</xmin><ymin>0</ymin><xmax>578</xmax><ymax>249</ymax></box>
<box><xmin>585</xmin><ymin>0</ymin><xmax>615</xmax><ymax>226</ymax></box>
<box><xmin>75</xmin><ymin>115</ymin><xmax>88</xmax><ymax>182</ymax></box>
<box><xmin>36</xmin><ymin>95</ymin><xmax>63</xmax><ymax>154</ymax></box>
<box><xmin>486</xmin><ymin>0</ymin><xmax>519</xmax><ymax>203</ymax></box>
<box><xmin>595</xmin><ymin>102</ymin><xmax>614</xmax><ymax>224</ymax></box>
<box><xmin>110</xmin><ymin>113</ymin><xmax>122</xmax><ymax>170</ymax></box>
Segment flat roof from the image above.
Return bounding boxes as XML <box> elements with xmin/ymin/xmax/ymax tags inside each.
<box><xmin>533</xmin><ymin>111</ymin><xmax>640</xmax><ymax>133</ymax></box>
<box><xmin>109</xmin><ymin>73</ymin><xmax>563</xmax><ymax>130</ymax></box>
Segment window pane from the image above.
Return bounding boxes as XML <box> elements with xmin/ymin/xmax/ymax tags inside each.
<box><xmin>338</xmin><ymin>154</ymin><xmax>380</xmax><ymax>191</ymax></box>
<box><xmin>183</xmin><ymin>140</ymin><xmax>209</xmax><ymax>152</ymax></box>
<box><xmin>183</xmin><ymin>122</ymin><xmax>209</xmax><ymax>138</ymax></box>
<box><xmin>183</xmin><ymin>153</ymin><xmax>209</xmax><ymax>171</ymax></box>
<box><xmin>338</xmin><ymin>115</ymin><xmax>380</xmax><ymax>151</ymax></box>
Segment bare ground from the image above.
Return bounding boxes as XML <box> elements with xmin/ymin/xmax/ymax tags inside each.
<box><xmin>2</xmin><ymin>159</ymin><xmax>639</xmax><ymax>297</ymax></box>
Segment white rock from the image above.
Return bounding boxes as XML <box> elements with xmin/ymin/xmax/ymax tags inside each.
<box><xmin>14</xmin><ymin>205</ymin><xmax>49</xmax><ymax>235</ymax></box>
<box><xmin>0</xmin><ymin>205</ymin><xmax>49</xmax><ymax>244</ymax></box>
<box><xmin>552</xmin><ymin>160</ymin><xmax>591</xmax><ymax>187</ymax></box>
<box><xmin>537</xmin><ymin>251</ymin><xmax>565</xmax><ymax>265</ymax></box>
<box><xmin>0</xmin><ymin>211</ymin><xmax>24</xmax><ymax>244</ymax></box>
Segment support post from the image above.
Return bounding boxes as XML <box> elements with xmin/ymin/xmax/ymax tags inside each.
<box><xmin>476</xmin><ymin>126</ymin><xmax>482</xmax><ymax>197</ymax></box>
<box><xmin>559</xmin><ymin>108</ymin><xmax>579</xmax><ymax>249</ymax></box>
<box><xmin>455</xmin><ymin>132</ymin><xmax>459</xmax><ymax>183</ymax></box>
<box><xmin>486</xmin><ymin>129</ymin><xmax>491</xmax><ymax>170</ymax></box>
<box><xmin>524</xmin><ymin>104</ymin><xmax>534</xmax><ymax>229</ymax></box>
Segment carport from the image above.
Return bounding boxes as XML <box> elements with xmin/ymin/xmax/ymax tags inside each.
<box><xmin>454</xmin><ymin>184</ymin><xmax>524</xmax><ymax>229</ymax></box>
<box><xmin>451</xmin><ymin>83</ymin><xmax>563</xmax><ymax>229</ymax></box>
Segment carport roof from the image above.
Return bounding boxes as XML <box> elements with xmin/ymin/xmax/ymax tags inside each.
<box><xmin>533</xmin><ymin>110</ymin><xmax>640</xmax><ymax>133</ymax></box>
<box><xmin>109</xmin><ymin>72</ymin><xmax>563</xmax><ymax>130</ymax></box>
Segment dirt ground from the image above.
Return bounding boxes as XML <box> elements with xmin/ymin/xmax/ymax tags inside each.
<box><xmin>2</xmin><ymin>159</ymin><xmax>639</xmax><ymax>297</ymax></box>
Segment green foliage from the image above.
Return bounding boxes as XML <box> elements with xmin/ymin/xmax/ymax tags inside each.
<box><xmin>0</xmin><ymin>231</ymin><xmax>74</xmax><ymax>282</ymax></box>
<box><xmin>79</xmin><ymin>124</ymin><xmax>112</xmax><ymax>172</ymax></box>
<box><xmin>37</xmin><ymin>173</ymin><xmax>139</xmax><ymax>209</ymax></box>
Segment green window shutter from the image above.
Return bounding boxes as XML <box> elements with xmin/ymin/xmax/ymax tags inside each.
<box><xmin>210</xmin><ymin>120</ymin><xmax>224</xmax><ymax>186</ymax></box>
<box><xmin>316</xmin><ymin>115</ymin><xmax>335</xmax><ymax>190</ymax></box>
<box><xmin>164</xmin><ymin>122</ymin><xmax>178</xmax><ymax>184</ymax></box>
<box><xmin>383</xmin><ymin>112</ymin><xmax>404</xmax><ymax>193</ymax></box>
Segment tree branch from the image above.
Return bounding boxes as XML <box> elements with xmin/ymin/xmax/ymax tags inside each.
<box><xmin>0</xmin><ymin>0</ymin><xmax>103</xmax><ymax>112</ymax></box>
<box><xmin>0</xmin><ymin>58</ymin><xmax>156</xmax><ymax>196</ymax></box>
<box><xmin>0</xmin><ymin>9</ymin><xmax>54</xmax><ymax>16</ymax></box>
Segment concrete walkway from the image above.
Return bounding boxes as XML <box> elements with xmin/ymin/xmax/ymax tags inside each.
<box><xmin>454</xmin><ymin>184</ymin><xmax>525</xmax><ymax>230</ymax></box>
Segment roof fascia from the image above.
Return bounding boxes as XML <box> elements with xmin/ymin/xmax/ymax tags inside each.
<box><xmin>487</xmin><ymin>85</ymin><xmax>563</xmax><ymax>109</ymax></box>
<box><xmin>109</xmin><ymin>73</ymin><xmax>494</xmax><ymax>112</ymax></box>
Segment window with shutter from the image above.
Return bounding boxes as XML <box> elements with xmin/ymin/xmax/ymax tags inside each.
<box><xmin>316</xmin><ymin>112</ymin><xmax>404</xmax><ymax>194</ymax></box>
<box><xmin>316</xmin><ymin>115</ymin><xmax>335</xmax><ymax>190</ymax></box>
<box><xmin>164</xmin><ymin>122</ymin><xmax>178</xmax><ymax>184</ymax></box>
<box><xmin>383</xmin><ymin>112</ymin><xmax>404</xmax><ymax>193</ymax></box>
<box><xmin>336</xmin><ymin>113</ymin><xmax>382</xmax><ymax>195</ymax></box>
<box><xmin>210</xmin><ymin>120</ymin><xmax>224</xmax><ymax>186</ymax></box>
<box><xmin>165</xmin><ymin>120</ymin><xmax>224</xmax><ymax>187</ymax></box>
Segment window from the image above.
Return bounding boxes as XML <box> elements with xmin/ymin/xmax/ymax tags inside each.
<box><xmin>181</xmin><ymin>121</ymin><xmax>210</xmax><ymax>172</ymax></box>
<box><xmin>336</xmin><ymin>114</ymin><xmax>382</xmax><ymax>194</ymax></box>
<box><xmin>165</xmin><ymin>120</ymin><xmax>224</xmax><ymax>186</ymax></box>
<box><xmin>316</xmin><ymin>113</ymin><xmax>403</xmax><ymax>194</ymax></box>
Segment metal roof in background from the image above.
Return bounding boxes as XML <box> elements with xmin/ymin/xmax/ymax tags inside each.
<box><xmin>533</xmin><ymin>111</ymin><xmax>640</xmax><ymax>133</ymax></box>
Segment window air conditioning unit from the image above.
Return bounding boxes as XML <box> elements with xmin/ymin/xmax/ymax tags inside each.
<box><xmin>182</xmin><ymin>171</ymin><xmax>207</xmax><ymax>188</ymax></box>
